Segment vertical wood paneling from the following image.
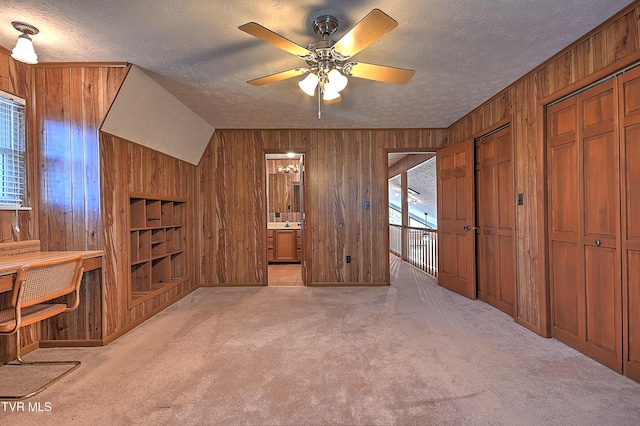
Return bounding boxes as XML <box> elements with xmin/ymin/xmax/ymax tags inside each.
<box><xmin>1</xmin><ymin>62</ymin><xmax>129</xmax><ymax>357</ymax></box>
<box><xmin>448</xmin><ymin>4</ymin><xmax>640</xmax><ymax>335</ymax></box>
<box><xmin>100</xmin><ymin>132</ymin><xmax>198</xmax><ymax>338</ymax></box>
<box><xmin>0</xmin><ymin>49</ymin><xmax>35</xmax><ymax>362</ymax></box>
<box><xmin>198</xmin><ymin>129</ymin><xmax>446</xmax><ymax>287</ymax></box>
<box><xmin>32</xmin><ymin>64</ymin><xmax>128</xmax><ymax>342</ymax></box>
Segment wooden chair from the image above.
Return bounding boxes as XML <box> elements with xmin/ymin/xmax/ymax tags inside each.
<box><xmin>0</xmin><ymin>256</ymin><xmax>84</xmax><ymax>400</ymax></box>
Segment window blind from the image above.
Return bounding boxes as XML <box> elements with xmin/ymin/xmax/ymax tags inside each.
<box><xmin>0</xmin><ymin>90</ymin><xmax>26</xmax><ymax>207</ymax></box>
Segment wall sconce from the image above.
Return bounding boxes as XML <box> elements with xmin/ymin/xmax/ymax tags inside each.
<box><xmin>11</xmin><ymin>21</ymin><xmax>39</xmax><ymax>64</ymax></box>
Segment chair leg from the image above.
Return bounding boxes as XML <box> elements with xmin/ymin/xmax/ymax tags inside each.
<box><xmin>0</xmin><ymin>330</ymin><xmax>81</xmax><ymax>401</ymax></box>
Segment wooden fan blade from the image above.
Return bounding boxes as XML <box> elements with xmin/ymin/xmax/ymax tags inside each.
<box><xmin>239</xmin><ymin>22</ymin><xmax>311</xmax><ymax>56</ymax></box>
<box><xmin>247</xmin><ymin>68</ymin><xmax>307</xmax><ymax>86</ymax></box>
<box><xmin>332</xmin><ymin>9</ymin><xmax>398</xmax><ymax>57</ymax></box>
<box><xmin>348</xmin><ymin>62</ymin><xmax>415</xmax><ymax>85</ymax></box>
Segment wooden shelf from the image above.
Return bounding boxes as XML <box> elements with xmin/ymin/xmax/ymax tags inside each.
<box><xmin>129</xmin><ymin>195</ymin><xmax>188</xmax><ymax>305</ymax></box>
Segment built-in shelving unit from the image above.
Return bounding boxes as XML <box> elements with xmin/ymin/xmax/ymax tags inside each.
<box><xmin>129</xmin><ymin>195</ymin><xmax>188</xmax><ymax>306</ymax></box>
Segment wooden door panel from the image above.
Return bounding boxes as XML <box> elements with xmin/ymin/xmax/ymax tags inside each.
<box><xmin>549</xmin><ymin>143</ymin><xmax>579</xmax><ymax>237</ymax></box>
<box><xmin>439</xmin><ymin>231</ymin><xmax>455</xmax><ymax>277</ymax></box>
<box><xmin>550</xmin><ymin>103</ymin><xmax>577</xmax><ymax>139</ymax></box>
<box><xmin>481</xmin><ymin>164</ymin><xmax>496</xmax><ymax>228</ymax></box>
<box><xmin>499</xmin><ymin>234</ymin><xmax>516</xmax><ymax>310</ymax></box>
<box><xmin>274</xmin><ymin>230</ymin><xmax>296</xmax><ymax>261</ymax></box>
<box><xmin>550</xmin><ymin>240</ymin><xmax>582</xmax><ymax>350</ymax></box>
<box><xmin>627</xmin><ymin>250</ymin><xmax>640</xmax><ymax>372</ymax></box>
<box><xmin>481</xmin><ymin>137</ymin><xmax>495</xmax><ymax>166</ymax></box>
<box><xmin>584</xmin><ymin>245</ymin><xmax>622</xmax><ymax>371</ymax></box>
<box><xmin>579</xmin><ymin>80</ymin><xmax>621</xmax><ymax>371</ymax></box>
<box><xmin>582</xmin><ymin>87</ymin><xmax>614</xmax><ymax>132</ymax></box>
<box><xmin>497</xmin><ymin>161</ymin><xmax>514</xmax><ymax>230</ymax></box>
<box><xmin>548</xmin><ymin>98</ymin><xmax>582</xmax><ymax>351</ymax></box>
<box><xmin>619</xmin><ymin>67</ymin><xmax>640</xmax><ymax>381</ymax></box>
<box><xmin>582</xmin><ymin>132</ymin><xmax>618</xmax><ymax>239</ymax></box>
<box><xmin>625</xmin><ymin>124</ymin><xmax>640</xmax><ymax>239</ymax></box>
<box><xmin>455</xmin><ymin>233</ymin><xmax>469</xmax><ymax>281</ymax></box>
<box><xmin>455</xmin><ymin>175</ymin><xmax>467</xmax><ymax>220</ymax></box>
<box><xmin>475</xmin><ymin>125</ymin><xmax>514</xmax><ymax>316</ymax></box>
<box><xmin>437</xmin><ymin>140</ymin><xmax>476</xmax><ymax>299</ymax></box>
<box><xmin>441</xmin><ymin>176</ymin><xmax>455</xmax><ymax>221</ymax></box>
<box><xmin>496</xmin><ymin>130</ymin><xmax>511</xmax><ymax>162</ymax></box>
<box><xmin>622</xmin><ymin>76</ymin><xmax>640</xmax><ymax>116</ymax></box>
<box><xmin>481</xmin><ymin>234</ymin><xmax>498</xmax><ymax>299</ymax></box>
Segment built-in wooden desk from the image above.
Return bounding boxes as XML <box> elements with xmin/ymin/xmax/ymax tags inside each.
<box><xmin>0</xmin><ymin>240</ymin><xmax>103</xmax><ymax>293</ymax></box>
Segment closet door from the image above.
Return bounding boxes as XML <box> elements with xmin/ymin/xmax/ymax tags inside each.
<box><xmin>619</xmin><ymin>67</ymin><xmax>640</xmax><ymax>381</ymax></box>
<box><xmin>548</xmin><ymin>97</ymin><xmax>582</xmax><ymax>351</ymax></box>
<box><xmin>579</xmin><ymin>80</ymin><xmax>622</xmax><ymax>372</ymax></box>
<box><xmin>547</xmin><ymin>80</ymin><xmax>622</xmax><ymax>372</ymax></box>
<box><xmin>476</xmin><ymin>126</ymin><xmax>515</xmax><ymax>316</ymax></box>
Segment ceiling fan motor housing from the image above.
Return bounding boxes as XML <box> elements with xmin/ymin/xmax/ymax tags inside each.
<box><xmin>312</xmin><ymin>15</ymin><xmax>339</xmax><ymax>39</ymax></box>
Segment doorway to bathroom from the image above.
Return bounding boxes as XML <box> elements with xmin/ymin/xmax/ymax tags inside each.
<box><xmin>265</xmin><ymin>152</ymin><xmax>306</xmax><ymax>286</ymax></box>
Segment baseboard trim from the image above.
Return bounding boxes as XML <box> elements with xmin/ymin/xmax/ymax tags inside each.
<box><xmin>308</xmin><ymin>282</ymin><xmax>389</xmax><ymax>287</ymax></box>
<box><xmin>39</xmin><ymin>339</ymin><xmax>104</xmax><ymax>348</ymax></box>
<box><xmin>0</xmin><ymin>341</ymin><xmax>39</xmax><ymax>365</ymax></box>
<box><xmin>199</xmin><ymin>283</ymin><xmax>266</xmax><ymax>287</ymax></box>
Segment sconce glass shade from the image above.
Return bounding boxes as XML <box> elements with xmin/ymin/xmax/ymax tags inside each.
<box><xmin>12</xmin><ymin>34</ymin><xmax>38</xmax><ymax>64</ymax></box>
<box><xmin>326</xmin><ymin>69</ymin><xmax>348</xmax><ymax>93</ymax></box>
<box><xmin>298</xmin><ymin>73</ymin><xmax>319</xmax><ymax>96</ymax></box>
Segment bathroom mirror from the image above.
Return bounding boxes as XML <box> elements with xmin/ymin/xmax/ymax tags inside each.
<box><xmin>266</xmin><ymin>157</ymin><xmax>302</xmax><ymax>222</ymax></box>
<box><xmin>268</xmin><ymin>173</ymin><xmax>299</xmax><ymax>213</ymax></box>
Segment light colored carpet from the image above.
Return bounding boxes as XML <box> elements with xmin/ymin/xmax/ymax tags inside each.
<box><xmin>1</xmin><ymin>255</ymin><xmax>640</xmax><ymax>425</ymax></box>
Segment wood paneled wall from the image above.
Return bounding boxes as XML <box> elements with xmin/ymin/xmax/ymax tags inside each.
<box><xmin>0</xmin><ymin>57</ymin><xmax>132</xmax><ymax>358</ymax></box>
<box><xmin>0</xmin><ymin>48</ymin><xmax>35</xmax><ymax>362</ymax></box>
<box><xmin>0</xmin><ymin>48</ymin><xmax>33</xmax><ymax>243</ymax></box>
<box><xmin>100</xmin><ymin>133</ymin><xmax>198</xmax><ymax>338</ymax></box>
<box><xmin>31</xmin><ymin>64</ymin><xmax>129</xmax><ymax>346</ymax></box>
<box><xmin>0</xmin><ymin>47</ymin><xmax>29</xmax><ymax>98</ymax></box>
<box><xmin>34</xmin><ymin>64</ymin><xmax>129</xmax><ymax>252</ymax></box>
<box><xmin>448</xmin><ymin>3</ymin><xmax>640</xmax><ymax>335</ymax></box>
<box><xmin>197</xmin><ymin>129</ymin><xmax>447</xmax><ymax>286</ymax></box>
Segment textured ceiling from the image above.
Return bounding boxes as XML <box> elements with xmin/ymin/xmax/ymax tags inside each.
<box><xmin>0</xmin><ymin>0</ymin><xmax>632</xmax><ymax>129</ymax></box>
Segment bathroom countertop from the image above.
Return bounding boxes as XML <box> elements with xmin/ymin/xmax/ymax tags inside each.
<box><xmin>267</xmin><ymin>222</ymin><xmax>301</xmax><ymax>230</ymax></box>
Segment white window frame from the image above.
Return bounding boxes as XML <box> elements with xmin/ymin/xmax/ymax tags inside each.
<box><xmin>0</xmin><ymin>89</ymin><xmax>27</xmax><ymax>209</ymax></box>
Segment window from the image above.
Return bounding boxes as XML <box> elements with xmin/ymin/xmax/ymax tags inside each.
<box><xmin>0</xmin><ymin>90</ymin><xmax>26</xmax><ymax>207</ymax></box>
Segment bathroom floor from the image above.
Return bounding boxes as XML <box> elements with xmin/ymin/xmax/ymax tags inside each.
<box><xmin>268</xmin><ymin>264</ymin><xmax>304</xmax><ymax>286</ymax></box>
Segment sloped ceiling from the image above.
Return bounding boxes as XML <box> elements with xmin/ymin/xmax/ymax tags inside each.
<box><xmin>0</xmin><ymin>0</ymin><xmax>632</xmax><ymax>129</ymax></box>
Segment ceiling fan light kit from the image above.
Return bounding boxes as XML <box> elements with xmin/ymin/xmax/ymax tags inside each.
<box><xmin>239</xmin><ymin>9</ymin><xmax>415</xmax><ymax>119</ymax></box>
<box><xmin>11</xmin><ymin>21</ymin><xmax>39</xmax><ymax>64</ymax></box>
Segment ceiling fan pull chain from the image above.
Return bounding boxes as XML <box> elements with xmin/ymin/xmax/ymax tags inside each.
<box><xmin>318</xmin><ymin>86</ymin><xmax>322</xmax><ymax>119</ymax></box>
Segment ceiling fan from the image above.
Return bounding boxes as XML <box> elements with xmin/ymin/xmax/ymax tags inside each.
<box><xmin>239</xmin><ymin>9</ymin><xmax>415</xmax><ymax>117</ymax></box>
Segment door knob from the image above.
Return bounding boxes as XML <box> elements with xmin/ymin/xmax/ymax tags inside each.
<box><xmin>463</xmin><ymin>225</ymin><xmax>478</xmax><ymax>231</ymax></box>
<box><xmin>594</xmin><ymin>239</ymin><xmax>601</xmax><ymax>246</ymax></box>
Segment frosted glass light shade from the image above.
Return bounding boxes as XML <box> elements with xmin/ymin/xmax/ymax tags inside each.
<box><xmin>322</xmin><ymin>88</ymin><xmax>341</xmax><ymax>101</ymax></box>
<box><xmin>326</xmin><ymin>69</ymin><xmax>348</xmax><ymax>93</ymax></box>
<box><xmin>11</xmin><ymin>34</ymin><xmax>38</xmax><ymax>64</ymax></box>
<box><xmin>298</xmin><ymin>73</ymin><xmax>319</xmax><ymax>96</ymax></box>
